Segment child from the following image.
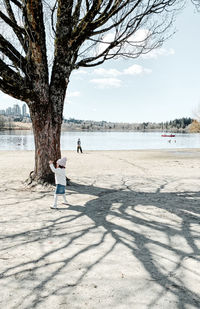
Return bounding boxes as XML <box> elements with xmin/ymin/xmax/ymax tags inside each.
<box><xmin>49</xmin><ymin>157</ymin><xmax>68</xmax><ymax>209</ymax></box>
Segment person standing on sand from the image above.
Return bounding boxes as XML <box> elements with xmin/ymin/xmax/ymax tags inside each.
<box><xmin>77</xmin><ymin>138</ymin><xmax>83</xmax><ymax>153</ymax></box>
<box><xmin>49</xmin><ymin>157</ymin><xmax>68</xmax><ymax>209</ymax></box>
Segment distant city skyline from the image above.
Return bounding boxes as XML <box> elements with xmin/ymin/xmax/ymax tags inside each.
<box><xmin>0</xmin><ymin>2</ymin><xmax>199</xmax><ymax>123</ymax></box>
<box><xmin>0</xmin><ymin>103</ymin><xmax>29</xmax><ymax>118</ymax></box>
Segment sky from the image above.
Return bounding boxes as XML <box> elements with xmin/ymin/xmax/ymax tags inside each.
<box><xmin>0</xmin><ymin>2</ymin><xmax>200</xmax><ymax>123</ymax></box>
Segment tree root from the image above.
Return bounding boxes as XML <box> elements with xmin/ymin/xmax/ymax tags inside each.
<box><xmin>25</xmin><ymin>171</ymin><xmax>71</xmax><ymax>188</ymax></box>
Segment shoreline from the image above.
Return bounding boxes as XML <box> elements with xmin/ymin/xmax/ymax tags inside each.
<box><xmin>0</xmin><ymin>127</ymin><xmax>190</xmax><ymax>133</ymax></box>
<box><xmin>0</xmin><ymin>148</ymin><xmax>200</xmax><ymax>153</ymax></box>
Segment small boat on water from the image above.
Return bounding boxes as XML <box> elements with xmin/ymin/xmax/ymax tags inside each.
<box><xmin>161</xmin><ymin>134</ymin><xmax>175</xmax><ymax>137</ymax></box>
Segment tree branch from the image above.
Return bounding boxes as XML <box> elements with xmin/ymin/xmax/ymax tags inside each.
<box><xmin>3</xmin><ymin>0</ymin><xmax>27</xmax><ymax>51</ymax></box>
<box><xmin>91</xmin><ymin>0</ymin><xmax>127</xmax><ymax>30</ymax></box>
<box><xmin>72</xmin><ymin>0</ymin><xmax>82</xmax><ymax>27</ymax></box>
<box><xmin>73</xmin><ymin>0</ymin><xmax>179</xmax><ymax>68</ymax></box>
<box><xmin>192</xmin><ymin>0</ymin><xmax>200</xmax><ymax>11</ymax></box>
<box><xmin>85</xmin><ymin>0</ymin><xmax>90</xmax><ymax>12</ymax></box>
<box><xmin>71</xmin><ymin>0</ymin><xmax>104</xmax><ymax>47</ymax></box>
<box><xmin>0</xmin><ymin>77</ymin><xmax>32</xmax><ymax>103</ymax></box>
<box><xmin>75</xmin><ymin>38</ymin><xmax>119</xmax><ymax>68</ymax></box>
<box><xmin>0</xmin><ymin>59</ymin><xmax>25</xmax><ymax>84</ymax></box>
<box><xmin>24</xmin><ymin>0</ymin><xmax>49</xmax><ymax>85</ymax></box>
<box><xmin>50</xmin><ymin>0</ymin><xmax>74</xmax><ymax>89</ymax></box>
<box><xmin>51</xmin><ymin>1</ymin><xmax>58</xmax><ymax>35</ymax></box>
<box><xmin>10</xmin><ymin>0</ymin><xmax>23</xmax><ymax>9</ymax></box>
<box><xmin>0</xmin><ymin>34</ymin><xmax>27</xmax><ymax>73</ymax></box>
<box><xmin>0</xmin><ymin>10</ymin><xmax>26</xmax><ymax>35</ymax></box>
<box><xmin>0</xmin><ymin>59</ymin><xmax>33</xmax><ymax>103</ymax></box>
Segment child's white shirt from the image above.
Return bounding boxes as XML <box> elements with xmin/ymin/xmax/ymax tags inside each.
<box><xmin>49</xmin><ymin>164</ymin><xmax>66</xmax><ymax>186</ymax></box>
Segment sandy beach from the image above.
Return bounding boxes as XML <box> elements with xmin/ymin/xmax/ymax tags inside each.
<box><xmin>0</xmin><ymin>149</ymin><xmax>200</xmax><ymax>309</ymax></box>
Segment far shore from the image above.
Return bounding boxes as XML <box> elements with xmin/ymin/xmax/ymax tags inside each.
<box><xmin>0</xmin><ymin>119</ymin><xmax>191</xmax><ymax>133</ymax></box>
<box><xmin>0</xmin><ymin>125</ymin><xmax>190</xmax><ymax>133</ymax></box>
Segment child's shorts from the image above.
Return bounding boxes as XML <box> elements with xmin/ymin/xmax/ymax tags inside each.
<box><xmin>55</xmin><ymin>184</ymin><xmax>66</xmax><ymax>195</ymax></box>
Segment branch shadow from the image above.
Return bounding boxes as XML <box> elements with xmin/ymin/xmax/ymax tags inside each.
<box><xmin>1</xmin><ymin>180</ymin><xmax>200</xmax><ymax>308</ymax></box>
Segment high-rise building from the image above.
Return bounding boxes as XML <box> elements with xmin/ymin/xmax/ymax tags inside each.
<box><xmin>6</xmin><ymin>107</ymin><xmax>12</xmax><ymax>115</ymax></box>
<box><xmin>22</xmin><ymin>103</ymin><xmax>27</xmax><ymax>116</ymax></box>
<box><xmin>13</xmin><ymin>104</ymin><xmax>21</xmax><ymax>116</ymax></box>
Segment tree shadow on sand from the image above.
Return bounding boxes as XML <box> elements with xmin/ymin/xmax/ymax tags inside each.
<box><xmin>1</xmin><ymin>180</ymin><xmax>200</xmax><ymax>308</ymax></box>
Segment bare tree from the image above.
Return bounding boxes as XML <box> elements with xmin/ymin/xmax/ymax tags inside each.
<box><xmin>192</xmin><ymin>0</ymin><xmax>200</xmax><ymax>10</ymax></box>
<box><xmin>0</xmin><ymin>0</ymin><xmax>182</xmax><ymax>183</ymax></box>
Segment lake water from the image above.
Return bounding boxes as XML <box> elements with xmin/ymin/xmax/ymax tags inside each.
<box><xmin>0</xmin><ymin>130</ymin><xmax>199</xmax><ymax>151</ymax></box>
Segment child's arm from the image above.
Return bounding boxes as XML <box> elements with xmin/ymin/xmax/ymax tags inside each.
<box><xmin>49</xmin><ymin>161</ymin><xmax>56</xmax><ymax>173</ymax></box>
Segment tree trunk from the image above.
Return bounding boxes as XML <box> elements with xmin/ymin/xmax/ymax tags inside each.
<box><xmin>29</xmin><ymin>102</ymin><xmax>63</xmax><ymax>184</ymax></box>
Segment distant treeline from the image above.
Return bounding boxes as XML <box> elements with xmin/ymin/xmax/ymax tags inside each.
<box><xmin>63</xmin><ymin>117</ymin><xmax>194</xmax><ymax>132</ymax></box>
<box><xmin>166</xmin><ymin>118</ymin><xmax>193</xmax><ymax>129</ymax></box>
<box><xmin>0</xmin><ymin>115</ymin><xmax>196</xmax><ymax>132</ymax></box>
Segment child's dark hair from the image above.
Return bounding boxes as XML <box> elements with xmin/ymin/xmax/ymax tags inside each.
<box><xmin>58</xmin><ymin>165</ymin><xmax>65</xmax><ymax>169</ymax></box>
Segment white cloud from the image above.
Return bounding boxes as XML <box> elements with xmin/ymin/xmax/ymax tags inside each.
<box><xmin>123</xmin><ymin>64</ymin><xmax>152</xmax><ymax>75</ymax></box>
<box><xmin>142</xmin><ymin>48</ymin><xmax>175</xmax><ymax>59</ymax></box>
<box><xmin>92</xmin><ymin>64</ymin><xmax>151</xmax><ymax>78</ymax></box>
<box><xmin>90</xmin><ymin>78</ymin><xmax>122</xmax><ymax>89</ymax></box>
<box><xmin>94</xmin><ymin>68</ymin><xmax>121</xmax><ymax>77</ymax></box>
<box><xmin>66</xmin><ymin>91</ymin><xmax>81</xmax><ymax>98</ymax></box>
<box><xmin>128</xmin><ymin>29</ymin><xmax>150</xmax><ymax>46</ymax></box>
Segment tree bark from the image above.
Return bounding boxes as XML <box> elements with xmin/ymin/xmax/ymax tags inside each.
<box><xmin>27</xmin><ymin>57</ymin><xmax>69</xmax><ymax>184</ymax></box>
<box><xmin>29</xmin><ymin>102</ymin><xmax>62</xmax><ymax>184</ymax></box>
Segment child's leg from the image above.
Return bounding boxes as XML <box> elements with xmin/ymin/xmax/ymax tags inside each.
<box><xmin>62</xmin><ymin>194</ymin><xmax>67</xmax><ymax>204</ymax></box>
<box><xmin>53</xmin><ymin>194</ymin><xmax>58</xmax><ymax>207</ymax></box>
